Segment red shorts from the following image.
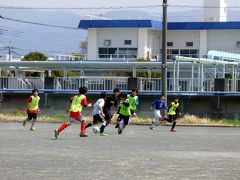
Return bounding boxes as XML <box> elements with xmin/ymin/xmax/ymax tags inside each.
<box><xmin>70</xmin><ymin>111</ymin><xmax>81</xmax><ymax>119</ymax></box>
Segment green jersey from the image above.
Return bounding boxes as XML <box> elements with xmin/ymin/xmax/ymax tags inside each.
<box><xmin>119</xmin><ymin>99</ymin><xmax>131</xmax><ymax>116</ymax></box>
<box><xmin>127</xmin><ymin>95</ymin><xmax>138</xmax><ymax>110</ymax></box>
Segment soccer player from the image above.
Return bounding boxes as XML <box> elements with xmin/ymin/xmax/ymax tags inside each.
<box><xmin>23</xmin><ymin>89</ymin><xmax>40</xmax><ymax>131</ymax></box>
<box><xmin>127</xmin><ymin>88</ymin><xmax>139</xmax><ymax>117</ymax></box>
<box><xmin>54</xmin><ymin>87</ymin><xmax>92</xmax><ymax>139</ymax></box>
<box><xmin>85</xmin><ymin>92</ymin><xmax>108</xmax><ymax>136</ymax></box>
<box><xmin>149</xmin><ymin>94</ymin><xmax>167</xmax><ymax>130</ymax></box>
<box><xmin>102</xmin><ymin>88</ymin><xmax>120</xmax><ymax>127</ymax></box>
<box><xmin>116</xmin><ymin>93</ymin><xmax>131</xmax><ymax>135</ymax></box>
<box><xmin>165</xmin><ymin>96</ymin><xmax>180</xmax><ymax>132</ymax></box>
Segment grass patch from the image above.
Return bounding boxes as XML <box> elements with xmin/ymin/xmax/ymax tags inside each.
<box><xmin>0</xmin><ymin>110</ymin><xmax>239</xmax><ymax>126</ymax></box>
<box><xmin>178</xmin><ymin>114</ymin><xmax>240</xmax><ymax>126</ymax></box>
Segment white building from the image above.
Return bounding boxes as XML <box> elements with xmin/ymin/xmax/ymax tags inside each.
<box><xmin>204</xmin><ymin>0</ymin><xmax>227</xmax><ymax>22</ymax></box>
<box><xmin>79</xmin><ymin>20</ymin><xmax>240</xmax><ymax>61</ymax></box>
<box><xmin>78</xmin><ymin>0</ymin><xmax>240</xmax><ymax>61</ymax></box>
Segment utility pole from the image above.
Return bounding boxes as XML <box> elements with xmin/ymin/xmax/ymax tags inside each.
<box><xmin>162</xmin><ymin>0</ymin><xmax>168</xmax><ymax>114</ymax></box>
<box><xmin>8</xmin><ymin>45</ymin><xmax>12</xmax><ymax>61</ymax></box>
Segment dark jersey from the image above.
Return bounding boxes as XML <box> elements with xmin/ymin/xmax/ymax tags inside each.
<box><xmin>103</xmin><ymin>94</ymin><xmax>119</xmax><ymax>110</ymax></box>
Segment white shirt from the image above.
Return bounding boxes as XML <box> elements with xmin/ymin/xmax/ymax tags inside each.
<box><xmin>92</xmin><ymin>98</ymin><xmax>105</xmax><ymax>116</ymax></box>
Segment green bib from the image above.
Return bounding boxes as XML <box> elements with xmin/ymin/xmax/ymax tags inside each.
<box><xmin>27</xmin><ymin>96</ymin><xmax>40</xmax><ymax>111</ymax></box>
<box><xmin>127</xmin><ymin>95</ymin><xmax>138</xmax><ymax>110</ymax></box>
<box><xmin>119</xmin><ymin>99</ymin><xmax>131</xmax><ymax>116</ymax></box>
<box><xmin>168</xmin><ymin>102</ymin><xmax>179</xmax><ymax>115</ymax></box>
<box><xmin>70</xmin><ymin>95</ymin><xmax>86</xmax><ymax>112</ymax></box>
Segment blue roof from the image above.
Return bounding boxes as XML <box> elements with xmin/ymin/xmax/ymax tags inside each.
<box><xmin>78</xmin><ymin>20</ymin><xmax>240</xmax><ymax>30</ymax></box>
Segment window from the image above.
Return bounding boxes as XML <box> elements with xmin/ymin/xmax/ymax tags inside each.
<box><xmin>167</xmin><ymin>42</ymin><xmax>173</xmax><ymax>47</ymax></box>
<box><xmin>236</xmin><ymin>41</ymin><xmax>240</xmax><ymax>48</ymax></box>
<box><xmin>98</xmin><ymin>48</ymin><xmax>117</xmax><ymax>58</ymax></box>
<box><xmin>186</xmin><ymin>42</ymin><xmax>193</xmax><ymax>47</ymax></box>
<box><xmin>167</xmin><ymin>49</ymin><xmax>198</xmax><ymax>59</ymax></box>
<box><xmin>190</xmin><ymin>49</ymin><xmax>199</xmax><ymax>58</ymax></box>
<box><xmin>98</xmin><ymin>48</ymin><xmax>137</xmax><ymax>59</ymax></box>
<box><xmin>119</xmin><ymin>48</ymin><xmax>137</xmax><ymax>58</ymax></box>
<box><xmin>104</xmin><ymin>40</ymin><xmax>111</xmax><ymax>46</ymax></box>
<box><xmin>167</xmin><ymin>49</ymin><xmax>179</xmax><ymax>60</ymax></box>
<box><xmin>124</xmin><ymin>40</ymin><xmax>132</xmax><ymax>45</ymax></box>
<box><xmin>180</xmin><ymin>49</ymin><xmax>190</xmax><ymax>56</ymax></box>
<box><xmin>224</xmin><ymin>7</ymin><xmax>227</xmax><ymax>14</ymax></box>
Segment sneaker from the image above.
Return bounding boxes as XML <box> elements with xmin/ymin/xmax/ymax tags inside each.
<box><xmin>30</xmin><ymin>127</ymin><xmax>36</xmax><ymax>131</ymax></box>
<box><xmin>22</xmin><ymin>119</ymin><xmax>27</xmax><ymax>127</ymax></box>
<box><xmin>100</xmin><ymin>132</ymin><xmax>108</xmax><ymax>136</ymax></box>
<box><xmin>170</xmin><ymin>129</ymin><xmax>176</xmax><ymax>132</ymax></box>
<box><xmin>149</xmin><ymin>126</ymin><xmax>155</xmax><ymax>130</ymax></box>
<box><xmin>118</xmin><ymin>129</ymin><xmax>122</xmax><ymax>134</ymax></box>
<box><xmin>80</xmin><ymin>133</ymin><xmax>88</xmax><ymax>137</ymax></box>
<box><xmin>54</xmin><ymin>129</ymin><xmax>59</xmax><ymax>139</ymax></box>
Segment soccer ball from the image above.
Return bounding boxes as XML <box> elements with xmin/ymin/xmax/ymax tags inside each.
<box><xmin>93</xmin><ymin>126</ymin><xmax>100</xmax><ymax>134</ymax></box>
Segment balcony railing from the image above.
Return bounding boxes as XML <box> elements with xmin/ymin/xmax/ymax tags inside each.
<box><xmin>0</xmin><ymin>77</ymin><xmax>239</xmax><ymax>94</ymax></box>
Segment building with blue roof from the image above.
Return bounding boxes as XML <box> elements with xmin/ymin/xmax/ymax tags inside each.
<box><xmin>78</xmin><ymin>20</ymin><xmax>240</xmax><ymax>61</ymax></box>
<box><xmin>77</xmin><ymin>0</ymin><xmax>240</xmax><ymax>61</ymax></box>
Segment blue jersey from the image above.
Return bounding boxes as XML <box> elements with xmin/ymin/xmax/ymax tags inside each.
<box><xmin>152</xmin><ymin>99</ymin><xmax>167</xmax><ymax>110</ymax></box>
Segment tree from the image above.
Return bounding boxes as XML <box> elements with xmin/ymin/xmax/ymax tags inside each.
<box><xmin>80</xmin><ymin>40</ymin><xmax>87</xmax><ymax>54</ymax></box>
<box><xmin>22</xmin><ymin>51</ymin><xmax>47</xmax><ymax>61</ymax></box>
<box><xmin>135</xmin><ymin>58</ymin><xmax>161</xmax><ymax>78</ymax></box>
<box><xmin>22</xmin><ymin>52</ymin><xmax>47</xmax><ymax>77</ymax></box>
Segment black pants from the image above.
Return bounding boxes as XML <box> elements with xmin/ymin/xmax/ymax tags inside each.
<box><xmin>166</xmin><ymin>115</ymin><xmax>177</xmax><ymax>130</ymax></box>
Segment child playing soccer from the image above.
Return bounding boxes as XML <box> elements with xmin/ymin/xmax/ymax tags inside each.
<box><xmin>127</xmin><ymin>88</ymin><xmax>139</xmax><ymax>117</ymax></box>
<box><xmin>54</xmin><ymin>87</ymin><xmax>92</xmax><ymax>139</ymax></box>
<box><xmin>116</xmin><ymin>93</ymin><xmax>131</xmax><ymax>135</ymax></box>
<box><xmin>85</xmin><ymin>92</ymin><xmax>108</xmax><ymax>136</ymax></box>
<box><xmin>165</xmin><ymin>96</ymin><xmax>180</xmax><ymax>132</ymax></box>
<box><xmin>22</xmin><ymin>89</ymin><xmax>40</xmax><ymax>131</ymax></box>
<box><xmin>103</xmin><ymin>88</ymin><xmax>120</xmax><ymax>125</ymax></box>
<box><xmin>149</xmin><ymin>94</ymin><xmax>167</xmax><ymax>130</ymax></box>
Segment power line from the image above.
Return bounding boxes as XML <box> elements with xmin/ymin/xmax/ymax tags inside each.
<box><xmin>0</xmin><ymin>5</ymin><xmax>240</xmax><ymax>10</ymax></box>
<box><xmin>0</xmin><ymin>41</ymin><xmax>80</xmax><ymax>55</ymax></box>
<box><xmin>0</xmin><ymin>15</ymin><xmax>80</xmax><ymax>30</ymax></box>
<box><xmin>170</xmin><ymin>5</ymin><xmax>239</xmax><ymax>9</ymax></box>
<box><xmin>0</xmin><ymin>27</ymin><xmax>23</xmax><ymax>34</ymax></box>
<box><xmin>0</xmin><ymin>5</ymin><xmax>162</xmax><ymax>10</ymax></box>
<box><xmin>0</xmin><ymin>25</ymin><xmax>85</xmax><ymax>39</ymax></box>
<box><xmin>1</xmin><ymin>32</ymin><xmax>83</xmax><ymax>43</ymax></box>
<box><xmin>15</xmin><ymin>47</ymin><xmax>79</xmax><ymax>54</ymax></box>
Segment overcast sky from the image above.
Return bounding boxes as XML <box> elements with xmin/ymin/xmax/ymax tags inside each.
<box><xmin>0</xmin><ymin>0</ymin><xmax>239</xmax><ymax>6</ymax></box>
<box><xmin>0</xmin><ymin>0</ymin><xmax>239</xmax><ymax>16</ymax></box>
<box><xmin>0</xmin><ymin>0</ymin><xmax>239</xmax><ymax>11</ymax></box>
<box><xmin>0</xmin><ymin>0</ymin><xmax>239</xmax><ymax>55</ymax></box>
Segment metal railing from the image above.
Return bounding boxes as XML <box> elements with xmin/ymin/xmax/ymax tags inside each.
<box><xmin>0</xmin><ymin>77</ymin><xmax>44</xmax><ymax>90</ymax></box>
<box><xmin>0</xmin><ymin>76</ymin><xmax>238</xmax><ymax>93</ymax></box>
<box><xmin>49</xmin><ymin>53</ymin><xmax>203</xmax><ymax>61</ymax></box>
<box><xmin>56</xmin><ymin>77</ymin><xmax>128</xmax><ymax>91</ymax></box>
<box><xmin>139</xmin><ymin>78</ymin><xmax>215</xmax><ymax>92</ymax></box>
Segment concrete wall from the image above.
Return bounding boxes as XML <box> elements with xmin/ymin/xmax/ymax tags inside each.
<box><xmin>1</xmin><ymin>93</ymin><xmax>240</xmax><ymax>119</ymax></box>
<box><xmin>88</xmin><ymin>27</ymin><xmax>240</xmax><ymax>60</ymax></box>
<box><xmin>87</xmin><ymin>28</ymin><xmax>98</xmax><ymax>60</ymax></box>
<box><xmin>207</xmin><ymin>30</ymin><xmax>240</xmax><ymax>53</ymax></box>
<box><xmin>167</xmin><ymin>30</ymin><xmax>200</xmax><ymax>50</ymax></box>
<box><xmin>204</xmin><ymin>0</ymin><xmax>227</xmax><ymax>22</ymax></box>
<box><xmin>97</xmin><ymin>28</ymin><xmax>138</xmax><ymax>48</ymax></box>
<box><xmin>148</xmin><ymin>29</ymin><xmax>161</xmax><ymax>56</ymax></box>
<box><xmin>138</xmin><ymin>28</ymin><xmax>148</xmax><ymax>58</ymax></box>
